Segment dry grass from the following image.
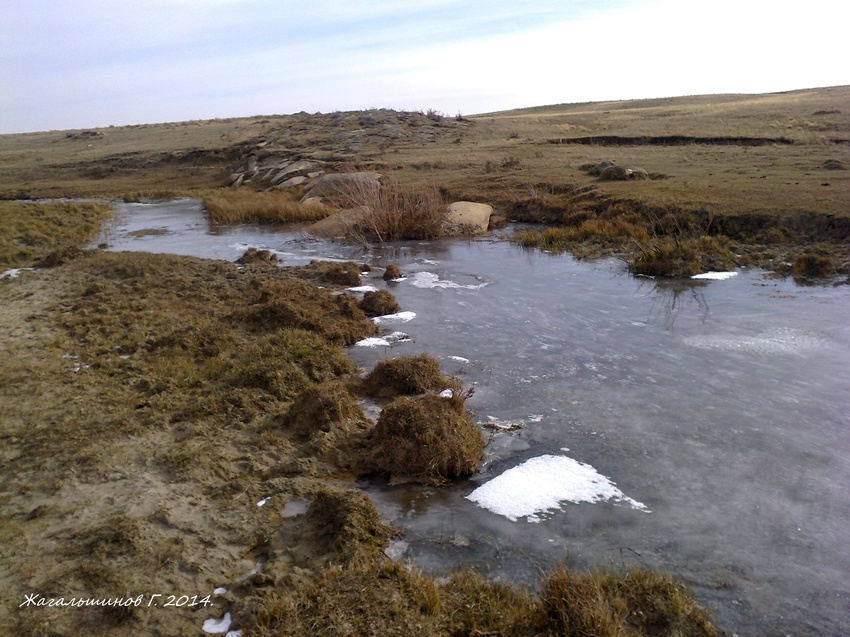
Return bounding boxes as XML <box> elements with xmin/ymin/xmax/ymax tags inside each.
<box><xmin>334</xmin><ymin>180</ymin><xmax>449</xmax><ymax>242</ymax></box>
<box><xmin>631</xmin><ymin>236</ymin><xmax>736</xmax><ymax>277</ymax></box>
<box><xmin>358</xmin><ymin>289</ymin><xmax>400</xmax><ymax>317</ymax></box>
<box><xmin>540</xmin><ymin>566</ymin><xmax>716</xmax><ymax>637</ymax></box>
<box><xmin>368</xmin><ymin>393</ymin><xmax>484</xmax><ymax>483</ymax></box>
<box><xmin>363</xmin><ymin>353</ymin><xmax>459</xmax><ymax>399</ymax></box>
<box><xmin>202</xmin><ymin>188</ymin><xmax>330</xmax><ymax>224</ymax></box>
<box><xmin>0</xmin><ymin>200</ymin><xmax>112</xmax><ymax>268</ymax></box>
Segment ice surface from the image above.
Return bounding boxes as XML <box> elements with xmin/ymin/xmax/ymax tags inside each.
<box><xmin>683</xmin><ymin>327</ymin><xmax>824</xmax><ymax>355</ymax></box>
<box><xmin>467</xmin><ymin>454</ymin><xmax>647</xmax><ymax>522</ymax></box>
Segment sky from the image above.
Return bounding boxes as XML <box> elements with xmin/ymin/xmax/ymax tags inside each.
<box><xmin>1</xmin><ymin>0</ymin><xmax>848</xmax><ymax>133</ymax></box>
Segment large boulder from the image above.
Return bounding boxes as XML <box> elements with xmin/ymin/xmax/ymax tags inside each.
<box><xmin>445</xmin><ymin>201</ymin><xmax>493</xmax><ymax>234</ymax></box>
<box><xmin>300</xmin><ymin>172</ymin><xmax>382</xmax><ymax>202</ymax></box>
<box><xmin>308</xmin><ymin>207</ymin><xmax>371</xmax><ymax>238</ymax></box>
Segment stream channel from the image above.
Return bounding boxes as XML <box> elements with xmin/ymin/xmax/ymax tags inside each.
<box><xmin>93</xmin><ymin>198</ymin><xmax>849</xmax><ymax>636</ymax></box>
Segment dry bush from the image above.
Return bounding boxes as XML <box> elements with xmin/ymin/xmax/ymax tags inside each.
<box><xmin>369</xmin><ymin>393</ymin><xmax>484</xmax><ymax>482</ymax></box>
<box><xmin>335</xmin><ymin>180</ymin><xmax>448</xmax><ymax>242</ymax></box>
<box><xmin>358</xmin><ymin>290</ymin><xmax>400</xmax><ymax>317</ymax></box>
<box><xmin>540</xmin><ymin>567</ymin><xmax>716</xmax><ymax>637</ymax></box>
<box><xmin>202</xmin><ymin>188</ymin><xmax>330</xmax><ymax>224</ymax></box>
<box><xmin>363</xmin><ymin>354</ymin><xmax>458</xmax><ymax>399</ymax></box>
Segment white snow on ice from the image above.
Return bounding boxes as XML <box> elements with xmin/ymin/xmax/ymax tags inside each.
<box><xmin>448</xmin><ymin>355</ymin><xmax>470</xmax><ymax>363</ymax></box>
<box><xmin>347</xmin><ymin>285</ymin><xmax>378</xmax><ymax>293</ymax></box>
<box><xmin>691</xmin><ymin>271</ymin><xmax>738</xmax><ymax>280</ymax></box>
<box><xmin>467</xmin><ymin>454</ymin><xmax>647</xmax><ymax>522</ymax></box>
<box><xmin>355</xmin><ymin>332</ymin><xmax>410</xmax><ymax>347</ymax></box>
<box><xmin>411</xmin><ymin>272</ymin><xmax>488</xmax><ymax>290</ymax></box>
<box><xmin>372</xmin><ymin>311</ymin><xmax>416</xmax><ymax>324</ymax></box>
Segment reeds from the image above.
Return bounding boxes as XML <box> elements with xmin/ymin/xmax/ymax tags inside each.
<box><xmin>202</xmin><ymin>188</ymin><xmax>329</xmax><ymax>224</ymax></box>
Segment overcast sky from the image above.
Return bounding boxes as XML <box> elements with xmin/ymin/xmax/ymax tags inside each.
<box><xmin>1</xmin><ymin>0</ymin><xmax>847</xmax><ymax>133</ymax></box>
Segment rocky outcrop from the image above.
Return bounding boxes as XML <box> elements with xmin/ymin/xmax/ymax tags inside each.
<box><xmin>226</xmin><ymin>109</ymin><xmax>470</xmax><ymax>190</ymax></box>
<box><xmin>445</xmin><ymin>201</ymin><xmax>493</xmax><ymax>233</ymax></box>
<box><xmin>300</xmin><ymin>172</ymin><xmax>382</xmax><ymax>202</ymax></box>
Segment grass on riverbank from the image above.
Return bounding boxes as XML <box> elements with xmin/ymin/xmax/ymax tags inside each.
<box><xmin>254</xmin><ymin>557</ymin><xmax>716</xmax><ymax>637</ymax></box>
<box><xmin>0</xmin><ymin>200</ymin><xmax>112</xmax><ymax>268</ymax></box>
<box><xmin>202</xmin><ymin>188</ymin><xmax>331</xmax><ymax>224</ymax></box>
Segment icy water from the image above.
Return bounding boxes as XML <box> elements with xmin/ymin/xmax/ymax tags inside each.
<box><xmin>95</xmin><ymin>199</ymin><xmax>850</xmax><ymax>636</ymax></box>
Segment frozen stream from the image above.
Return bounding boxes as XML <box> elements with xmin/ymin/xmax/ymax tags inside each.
<box><xmin>94</xmin><ymin>199</ymin><xmax>850</xmax><ymax>636</ymax></box>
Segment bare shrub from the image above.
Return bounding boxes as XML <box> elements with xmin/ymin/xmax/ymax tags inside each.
<box><xmin>335</xmin><ymin>180</ymin><xmax>448</xmax><ymax>242</ymax></box>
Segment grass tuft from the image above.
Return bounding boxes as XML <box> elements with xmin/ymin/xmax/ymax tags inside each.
<box><xmin>363</xmin><ymin>353</ymin><xmax>458</xmax><ymax>399</ymax></box>
<box><xmin>369</xmin><ymin>393</ymin><xmax>484</xmax><ymax>482</ymax></box>
<box><xmin>202</xmin><ymin>188</ymin><xmax>330</xmax><ymax>224</ymax></box>
<box><xmin>540</xmin><ymin>566</ymin><xmax>716</xmax><ymax>637</ymax></box>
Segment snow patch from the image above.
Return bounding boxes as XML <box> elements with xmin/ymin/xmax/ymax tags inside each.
<box><xmin>691</xmin><ymin>271</ymin><xmax>737</xmax><ymax>280</ymax></box>
<box><xmin>467</xmin><ymin>455</ymin><xmax>647</xmax><ymax>522</ymax></box>
<box><xmin>202</xmin><ymin>612</ymin><xmax>232</xmax><ymax>634</ymax></box>
<box><xmin>347</xmin><ymin>285</ymin><xmax>378</xmax><ymax>293</ymax></box>
<box><xmin>372</xmin><ymin>311</ymin><xmax>416</xmax><ymax>324</ymax></box>
<box><xmin>1</xmin><ymin>267</ymin><xmax>37</xmax><ymax>279</ymax></box>
<box><xmin>355</xmin><ymin>332</ymin><xmax>410</xmax><ymax>347</ymax></box>
<box><xmin>411</xmin><ymin>272</ymin><xmax>488</xmax><ymax>290</ymax></box>
<box><xmin>448</xmin><ymin>355</ymin><xmax>470</xmax><ymax>363</ymax></box>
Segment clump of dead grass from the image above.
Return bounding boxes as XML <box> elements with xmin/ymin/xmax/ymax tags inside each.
<box><xmin>244</xmin><ymin>277</ymin><xmax>377</xmax><ymax>345</ymax></box>
<box><xmin>306</xmin><ymin>488</ymin><xmax>396</xmax><ymax>563</ymax></box>
<box><xmin>540</xmin><ymin>566</ymin><xmax>716</xmax><ymax>637</ymax></box>
<box><xmin>630</xmin><ymin>236</ymin><xmax>736</xmax><ymax>277</ymax></box>
<box><xmin>202</xmin><ymin>188</ymin><xmax>330</xmax><ymax>224</ymax></box>
<box><xmin>253</xmin><ymin>561</ymin><xmax>443</xmax><ymax>636</ymax></box>
<box><xmin>368</xmin><ymin>393</ymin><xmax>484</xmax><ymax>482</ymax></box>
<box><xmin>253</xmin><ymin>561</ymin><xmax>715</xmax><ymax>637</ymax></box>
<box><xmin>0</xmin><ymin>200</ymin><xmax>112</xmax><ymax>268</ymax></box>
<box><xmin>358</xmin><ymin>289</ymin><xmax>400</xmax><ymax>317</ymax></box>
<box><xmin>279</xmin><ymin>380</ymin><xmax>365</xmax><ymax>440</ymax></box>
<box><xmin>363</xmin><ymin>353</ymin><xmax>459</xmax><ymax>399</ymax></box>
<box><xmin>791</xmin><ymin>248</ymin><xmax>838</xmax><ymax>278</ymax></box>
